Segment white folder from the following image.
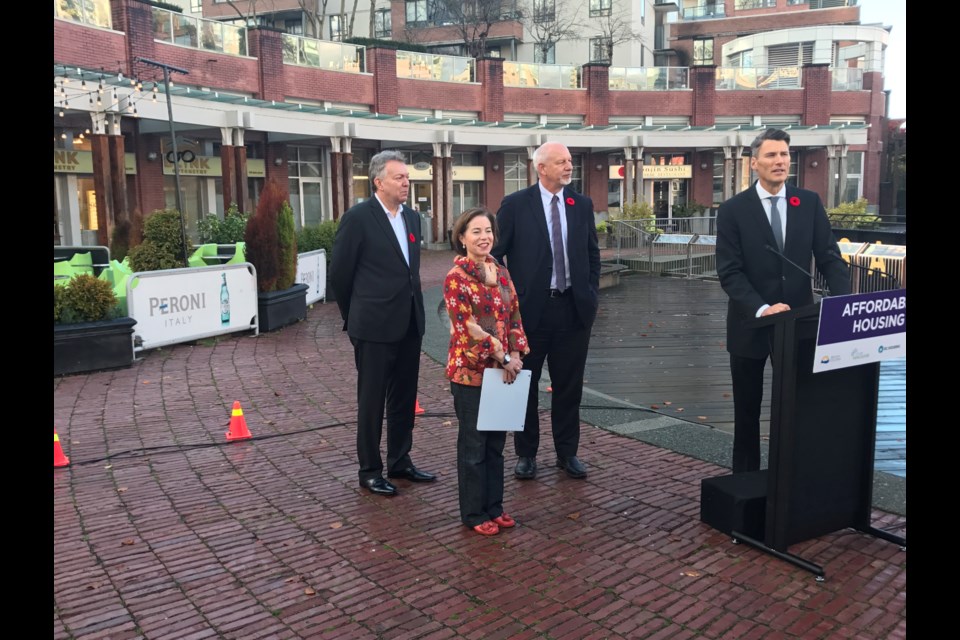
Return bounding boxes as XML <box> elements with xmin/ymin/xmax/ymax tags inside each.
<box><xmin>476</xmin><ymin>368</ymin><xmax>532</xmax><ymax>431</ymax></box>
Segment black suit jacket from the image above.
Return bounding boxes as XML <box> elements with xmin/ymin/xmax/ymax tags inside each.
<box><xmin>492</xmin><ymin>184</ymin><xmax>601</xmax><ymax>333</ymax></box>
<box><xmin>330</xmin><ymin>197</ymin><xmax>425</xmax><ymax>343</ymax></box>
<box><xmin>716</xmin><ymin>183</ymin><xmax>850</xmax><ymax>358</ymax></box>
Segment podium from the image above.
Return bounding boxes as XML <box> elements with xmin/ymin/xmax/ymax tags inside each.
<box><xmin>700</xmin><ymin>302</ymin><xmax>906</xmax><ymax>579</ymax></box>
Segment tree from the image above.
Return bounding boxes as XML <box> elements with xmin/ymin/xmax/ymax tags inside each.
<box><xmin>297</xmin><ymin>0</ymin><xmax>331</xmax><ymax>39</ymax></box>
<box><xmin>521</xmin><ymin>0</ymin><xmax>582</xmax><ymax>64</ymax></box>
<box><xmin>591</xmin><ymin>0</ymin><xmax>642</xmax><ymax>63</ymax></box>
<box><xmin>431</xmin><ymin>0</ymin><xmax>512</xmax><ymax>59</ymax></box>
<box><xmin>220</xmin><ymin>0</ymin><xmax>278</xmax><ymax>26</ymax></box>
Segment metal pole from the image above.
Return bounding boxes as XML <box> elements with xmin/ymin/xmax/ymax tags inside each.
<box><xmin>135</xmin><ymin>57</ymin><xmax>189</xmax><ymax>266</ymax></box>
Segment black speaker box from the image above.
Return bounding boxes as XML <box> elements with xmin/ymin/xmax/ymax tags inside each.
<box><xmin>700</xmin><ymin>470</ymin><xmax>768</xmax><ymax>538</ymax></box>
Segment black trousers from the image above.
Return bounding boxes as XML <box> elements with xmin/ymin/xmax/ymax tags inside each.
<box><xmin>352</xmin><ymin>316</ymin><xmax>421</xmax><ymax>483</ymax></box>
<box><xmin>515</xmin><ymin>293</ymin><xmax>591</xmax><ymax>459</ymax></box>
<box><xmin>729</xmin><ymin>353</ymin><xmax>768</xmax><ymax>473</ymax></box>
<box><xmin>451</xmin><ymin>382</ymin><xmax>506</xmax><ymax>527</ymax></box>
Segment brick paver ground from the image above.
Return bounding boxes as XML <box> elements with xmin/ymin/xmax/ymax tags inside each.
<box><xmin>54</xmin><ymin>249</ymin><xmax>906</xmax><ymax>639</ymax></box>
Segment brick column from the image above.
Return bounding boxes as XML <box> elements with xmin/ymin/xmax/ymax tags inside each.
<box><xmin>342</xmin><ymin>148</ymin><xmax>354</xmax><ymax>213</ymax></box>
<box><xmin>691</xmin><ymin>65</ymin><xmax>716</xmax><ymax>127</ymax></box>
<box><xmin>221</xmin><ymin>144</ymin><xmax>237</xmax><ymax>212</ymax></box>
<box><xmin>582</xmin><ymin>63</ymin><xmax>610</xmax><ymax>126</ymax></box>
<box><xmin>802</xmin><ymin>63</ymin><xmax>832</xmax><ymax>126</ymax></box>
<box><xmin>367</xmin><ymin>47</ymin><xmax>399</xmax><ymax>116</ymax></box>
<box><xmin>693</xmin><ymin>150</ymin><xmax>714</xmax><ymax>207</ymax></box>
<box><xmin>476</xmin><ymin>57</ymin><xmax>504</xmax><ymax>123</ymax></box>
<box><xmin>587</xmin><ymin>152</ymin><xmax>607</xmax><ymax>209</ymax></box>
<box><xmin>247</xmin><ymin>26</ymin><xmax>285</xmax><ymax>102</ymax></box>
<box><xmin>266</xmin><ymin>143</ymin><xmax>288</xmax><ymax>186</ymax></box>
<box><xmin>108</xmin><ymin>134</ymin><xmax>129</xmax><ymax>225</ymax></box>
<box><xmin>330</xmin><ymin>150</ymin><xmax>343</xmax><ymax>220</ymax></box>
<box><xmin>234</xmin><ymin>145</ymin><xmax>249</xmax><ymax>213</ymax></box>
<box><xmin>861</xmin><ymin>70</ymin><xmax>886</xmax><ymax>205</ymax></box>
<box><xmin>484</xmin><ymin>153</ymin><xmax>504</xmax><ymax>212</ymax></box>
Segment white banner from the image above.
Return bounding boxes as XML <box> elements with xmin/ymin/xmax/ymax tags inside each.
<box><xmin>296</xmin><ymin>249</ymin><xmax>327</xmax><ymax>305</ymax></box>
<box><xmin>128</xmin><ymin>264</ymin><xmax>259</xmax><ymax>351</ymax></box>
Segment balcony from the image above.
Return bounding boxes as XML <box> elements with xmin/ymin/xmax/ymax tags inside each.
<box><xmin>282</xmin><ymin>34</ymin><xmax>365</xmax><ymax>73</ymax></box>
<box><xmin>682</xmin><ymin>5</ymin><xmax>726</xmax><ymax>20</ymax></box>
<box><xmin>396</xmin><ymin>51</ymin><xmax>474</xmax><ymax>83</ymax></box>
<box><xmin>734</xmin><ymin>0</ymin><xmax>776</xmax><ymax>9</ymax></box>
<box><xmin>55</xmin><ymin>0</ymin><xmax>112</xmax><ymax>29</ymax></box>
<box><xmin>609</xmin><ymin>67</ymin><xmax>689</xmax><ymax>91</ymax></box>
<box><xmin>153</xmin><ymin>7</ymin><xmax>247</xmax><ymax>57</ymax></box>
<box><xmin>808</xmin><ymin>0</ymin><xmax>855</xmax><ymax>7</ymax></box>
<box><xmin>503</xmin><ymin>62</ymin><xmax>580</xmax><ymax>89</ymax></box>
<box><xmin>832</xmin><ymin>67</ymin><xmax>863</xmax><ymax>91</ymax></box>
<box><xmin>716</xmin><ymin>66</ymin><xmax>802</xmax><ymax>90</ymax></box>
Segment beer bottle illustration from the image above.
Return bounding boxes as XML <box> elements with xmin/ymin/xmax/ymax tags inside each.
<box><xmin>220</xmin><ymin>273</ymin><xmax>230</xmax><ymax>325</ymax></box>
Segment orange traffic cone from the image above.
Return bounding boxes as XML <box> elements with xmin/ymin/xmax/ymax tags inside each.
<box><xmin>54</xmin><ymin>427</ymin><xmax>70</xmax><ymax>468</ymax></box>
<box><xmin>415</xmin><ymin>398</ymin><xmax>425</xmax><ymax>415</ymax></box>
<box><xmin>225</xmin><ymin>401</ymin><xmax>252</xmax><ymax>441</ymax></box>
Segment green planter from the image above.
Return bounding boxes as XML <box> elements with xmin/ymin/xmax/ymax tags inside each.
<box><xmin>54</xmin><ymin>317</ymin><xmax>137</xmax><ymax>376</ymax></box>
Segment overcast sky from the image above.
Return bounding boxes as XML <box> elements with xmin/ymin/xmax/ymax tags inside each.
<box><xmin>858</xmin><ymin>0</ymin><xmax>905</xmax><ymax>119</ymax></box>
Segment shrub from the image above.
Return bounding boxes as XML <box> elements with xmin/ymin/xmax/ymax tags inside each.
<box><xmin>276</xmin><ymin>200</ymin><xmax>298</xmax><ymax>291</ymax></box>
<box><xmin>54</xmin><ymin>284</ymin><xmax>66</xmax><ymax>323</ymax></box>
<box><xmin>198</xmin><ymin>203</ymin><xmax>249</xmax><ymax>243</ymax></box>
<box><xmin>672</xmin><ymin>201</ymin><xmax>708</xmax><ymax>218</ymax></box>
<box><xmin>244</xmin><ymin>180</ymin><xmax>285</xmax><ymax>292</ymax></box>
<box><xmin>596</xmin><ymin>221</ymin><xmax>608</xmax><ymax>234</ymax></box>
<box><xmin>827</xmin><ymin>198</ymin><xmax>880</xmax><ymax>229</ymax></box>
<box><xmin>128</xmin><ymin>209</ymin><xmax>193</xmax><ymax>272</ymax></box>
<box><xmin>614</xmin><ymin>201</ymin><xmax>658</xmax><ymax>233</ymax></box>
<box><xmin>57</xmin><ymin>274</ymin><xmax>120</xmax><ymax>324</ymax></box>
<box><xmin>296</xmin><ymin>220</ymin><xmax>338</xmax><ymax>264</ymax></box>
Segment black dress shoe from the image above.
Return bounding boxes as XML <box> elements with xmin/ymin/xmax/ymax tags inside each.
<box><xmin>360</xmin><ymin>477</ymin><xmax>398</xmax><ymax>496</ymax></box>
<box><xmin>556</xmin><ymin>456</ymin><xmax>587</xmax><ymax>479</ymax></box>
<box><xmin>387</xmin><ymin>466</ymin><xmax>436</xmax><ymax>482</ymax></box>
<box><xmin>514</xmin><ymin>456</ymin><xmax>537</xmax><ymax>479</ymax></box>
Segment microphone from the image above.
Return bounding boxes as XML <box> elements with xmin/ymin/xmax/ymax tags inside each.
<box><xmin>826</xmin><ymin>248</ymin><xmax>902</xmax><ymax>289</ymax></box>
<box><xmin>764</xmin><ymin>244</ymin><xmax>814</xmax><ymax>280</ymax></box>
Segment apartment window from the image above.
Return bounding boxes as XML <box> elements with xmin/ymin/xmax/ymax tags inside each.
<box><xmin>534</xmin><ymin>0</ymin><xmax>556</xmax><ymax>22</ymax></box>
<box><xmin>285</xmin><ymin>20</ymin><xmax>303</xmax><ymax>35</ymax></box>
<box><xmin>375</xmin><ymin>9</ymin><xmax>392</xmax><ymax>38</ymax></box>
<box><xmin>590</xmin><ymin>37</ymin><xmax>613</xmax><ymax>63</ymax></box>
<box><xmin>590</xmin><ymin>0</ymin><xmax>612</xmax><ymax>18</ymax></box>
<box><xmin>190</xmin><ymin>0</ymin><xmax>202</xmax><ymax>12</ymax></box>
<box><xmin>406</xmin><ymin>0</ymin><xmax>428</xmax><ymax>26</ymax></box>
<box><xmin>329</xmin><ymin>15</ymin><xmax>345</xmax><ymax>41</ymax></box>
<box><xmin>534</xmin><ymin>42</ymin><xmax>556</xmax><ymax>64</ymax></box>
<box><xmin>693</xmin><ymin>39</ymin><xmax>714</xmax><ymax>66</ymax></box>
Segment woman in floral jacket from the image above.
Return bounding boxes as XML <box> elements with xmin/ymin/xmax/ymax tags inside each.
<box><xmin>444</xmin><ymin>208</ymin><xmax>529</xmax><ymax>536</ymax></box>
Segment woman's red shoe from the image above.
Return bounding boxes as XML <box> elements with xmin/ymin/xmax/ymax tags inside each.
<box><xmin>493</xmin><ymin>513</ymin><xmax>515</xmax><ymax>528</ymax></box>
<box><xmin>473</xmin><ymin>521</ymin><xmax>499</xmax><ymax>536</ymax></box>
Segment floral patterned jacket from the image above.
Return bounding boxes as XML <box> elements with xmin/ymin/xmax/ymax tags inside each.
<box><xmin>444</xmin><ymin>255</ymin><xmax>529</xmax><ymax>387</ymax></box>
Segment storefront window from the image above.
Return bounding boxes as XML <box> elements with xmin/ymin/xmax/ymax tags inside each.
<box><xmin>837</xmin><ymin>151</ymin><xmax>863</xmax><ymax>204</ymax></box>
<box><xmin>77</xmin><ymin>176</ymin><xmax>99</xmax><ymax>245</ymax></box>
<box><xmin>504</xmin><ymin>153</ymin><xmax>528</xmax><ymax>196</ymax></box>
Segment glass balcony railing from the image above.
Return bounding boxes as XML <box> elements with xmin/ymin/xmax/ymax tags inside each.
<box><xmin>282</xmin><ymin>34</ymin><xmax>365</xmax><ymax>73</ymax></box>
<box><xmin>682</xmin><ymin>5</ymin><xmax>726</xmax><ymax>20</ymax></box>
<box><xmin>809</xmin><ymin>0</ymin><xmax>854</xmax><ymax>8</ymax></box>
<box><xmin>503</xmin><ymin>62</ymin><xmax>579</xmax><ymax>89</ymax></box>
<box><xmin>396</xmin><ymin>51</ymin><xmax>474</xmax><ymax>83</ymax></box>
<box><xmin>716</xmin><ymin>66</ymin><xmax>802</xmax><ymax>90</ymax></box>
<box><xmin>153</xmin><ymin>8</ymin><xmax>247</xmax><ymax>56</ymax></box>
<box><xmin>609</xmin><ymin>67</ymin><xmax>689</xmax><ymax>91</ymax></box>
<box><xmin>54</xmin><ymin>0</ymin><xmax>112</xmax><ymax>29</ymax></box>
<box><xmin>734</xmin><ymin>0</ymin><xmax>776</xmax><ymax>9</ymax></box>
<box><xmin>831</xmin><ymin>67</ymin><xmax>863</xmax><ymax>91</ymax></box>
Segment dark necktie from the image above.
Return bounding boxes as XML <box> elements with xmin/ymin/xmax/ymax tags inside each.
<box><xmin>768</xmin><ymin>196</ymin><xmax>784</xmax><ymax>251</ymax></box>
<box><xmin>550</xmin><ymin>195</ymin><xmax>567</xmax><ymax>292</ymax></box>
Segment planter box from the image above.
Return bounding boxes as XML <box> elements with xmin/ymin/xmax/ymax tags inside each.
<box><xmin>257</xmin><ymin>283</ymin><xmax>309</xmax><ymax>332</ymax></box>
<box><xmin>54</xmin><ymin>317</ymin><xmax>137</xmax><ymax>376</ymax></box>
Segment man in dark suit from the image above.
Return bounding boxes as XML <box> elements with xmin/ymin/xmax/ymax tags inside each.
<box><xmin>492</xmin><ymin>142</ymin><xmax>601</xmax><ymax>480</ymax></box>
<box><xmin>717</xmin><ymin>128</ymin><xmax>851</xmax><ymax>473</ymax></box>
<box><xmin>330</xmin><ymin>150</ymin><xmax>435</xmax><ymax>496</ymax></box>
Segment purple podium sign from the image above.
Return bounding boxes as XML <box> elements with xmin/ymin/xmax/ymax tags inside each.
<box><xmin>813</xmin><ymin>289</ymin><xmax>906</xmax><ymax>373</ymax></box>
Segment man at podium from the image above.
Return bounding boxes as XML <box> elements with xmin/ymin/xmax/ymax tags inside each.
<box><xmin>716</xmin><ymin>128</ymin><xmax>851</xmax><ymax>473</ymax></box>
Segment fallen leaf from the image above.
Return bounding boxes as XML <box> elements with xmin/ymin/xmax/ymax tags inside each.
<box><xmin>274</xmin><ymin>391</ymin><xmax>282</xmax><ymax>396</ymax></box>
<box><xmin>304</xmin><ymin>587</ymin><xmax>316</xmax><ymax>596</ymax></box>
<box><xmin>118</xmin><ymin>487</ymin><xmax>128</xmax><ymax>493</ymax></box>
<box><xmin>104</xmin><ymin>465</ymin><xmax>113</xmax><ymax>470</ymax></box>
<box><xmin>85</xmin><ymin>582</ymin><xmax>102</xmax><ymax>590</ymax></box>
<box><xmin>697</xmin><ymin>416</ymin><xmax>707</xmax><ymax>421</ymax></box>
<box><xmin>681</xmin><ymin>570</ymin><xmax>701</xmax><ymax>577</ymax></box>
<box><xmin>121</xmin><ymin>539</ymin><xmax>135</xmax><ymax>546</ymax></box>
<box><xmin>142</xmin><ymin>381</ymin><xmax>150</xmax><ymax>384</ymax></box>
<box><xmin>722</xmin><ymin>393</ymin><xmax>731</xmax><ymax>398</ymax></box>
<box><xmin>651</xmin><ymin>405</ymin><xmax>659</xmax><ymax>409</ymax></box>
<box><xmin>640</xmin><ymin>333</ymin><xmax>647</xmax><ymax>337</ymax></box>
<box><xmin>285</xmin><ymin>576</ymin><xmax>303</xmax><ymax>583</ymax></box>
<box><xmin>441</xmin><ymin>421</ymin><xmax>452</xmax><ymax>427</ymax></box>
<box><xmin>567</xmin><ymin>512</ymin><xmax>581</xmax><ymax>521</ymax></box>
<box><xmin>663</xmin><ymin>401</ymin><xmax>672</xmax><ymax>406</ymax></box>
<box><xmin>676</xmin><ymin>408</ymin><xmax>684</xmax><ymax>412</ymax></box>
<box><xmin>266</xmin><ymin>420</ymin><xmax>275</xmax><ymax>425</ymax></box>
<box><xmin>330</xmin><ymin>522</ymin><xmax>343</xmax><ymax>529</ymax></box>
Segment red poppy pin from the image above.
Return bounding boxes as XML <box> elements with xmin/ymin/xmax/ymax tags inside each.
<box><xmin>789</xmin><ymin>196</ymin><xmax>800</xmax><ymax>207</ymax></box>
<box><xmin>408</xmin><ymin>232</ymin><xmax>416</xmax><ymax>243</ymax></box>
<box><xmin>566</xmin><ymin>197</ymin><xmax>575</xmax><ymax>206</ymax></box>
<box><xmin>499</xmin><ymin>276</ymin><xmax>508</xmax><ymax>286</ymax></box>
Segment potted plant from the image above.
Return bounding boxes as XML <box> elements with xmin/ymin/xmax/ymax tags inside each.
<box><xmin>244</xmin><ymin>179</ymin><xmax>309</xmax><ymax>331</ymax></box>
<box><xmin>127</xmin><ymin>209</ymin><xmax>194</xmax><ymax>271</ymax></box>
<box><xmin>54</xmin><ymin>274</ymin><xmax>137</xmax><ymax>376</ymax></box>
<box><xmin>596</xmin><ymin>220</ymin><xmax>615</xmax><ymax>249</ymax></box>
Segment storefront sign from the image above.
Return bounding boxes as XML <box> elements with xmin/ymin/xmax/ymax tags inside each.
<box><xmin>296</xmin><ymin>249</ymin><xmax>327</xmax><ymax>305</ymax></box>
<box><xmin>407</xmin><ymin>165</ymin><xmax>485</xmax><ymax>181</ymax></box>
<box><xmin>608</xmin><ymin>165</ymin><xmax>693</xmax><ymax>180</ymax></box>
<box><xmin>127</xmin><ymin>264</ymin><xmax>258</xmax><ymax>350</ymax></box>
<box><xmin>162</xmin><ymin>156</ymin><xmax>266</xmax><ymax>177</ymax></box>
<box><xmin>53</xmin><ymin>151</ymin><xmax>137</xmax><ymax>174</ymax></box>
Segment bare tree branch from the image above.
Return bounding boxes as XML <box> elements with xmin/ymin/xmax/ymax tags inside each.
<box><xmin>297</xmin><ymin>0</ymin><xmax>330</xmax><ymax>38</ymax></box>
<box><xmin>520</xmin><ymin>0</ymin><xmax>582</xmax><ymax>63</ymax></box>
